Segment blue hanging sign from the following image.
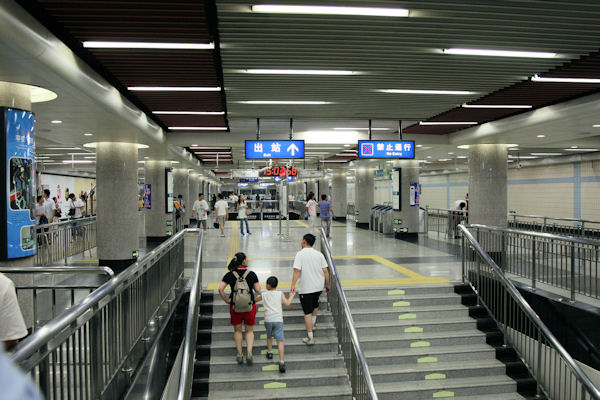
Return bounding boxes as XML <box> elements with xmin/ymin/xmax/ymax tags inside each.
<box><xmin>1</xmin><ymin>108</ymin><xmax>36</xmax><ymax>259</ymax></box>
<box><xmin>245</xmin><ymin>140</ymin><xmax>305</xmax><ymax>159</ymax></box>
<box><xmin>143</xmin><ymin>184</ymin><xmax>151</xmax><ymax>209</ymax></box>
<box><xmin>357</xmin><ymin>140</ymin><xmax>415</xmax><ymax>159</ymax></box>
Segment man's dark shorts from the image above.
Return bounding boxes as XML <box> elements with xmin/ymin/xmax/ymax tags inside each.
<box><xmin>299</xmin><ymin>291</ymin><xmax>322</xmax><ymax>315</ymax></box>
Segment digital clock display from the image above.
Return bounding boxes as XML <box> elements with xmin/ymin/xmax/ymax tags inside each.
<box><xmin>260</xmin><ymin>166</ymin><xmax>298</xmax><ymax>177</ymax></box>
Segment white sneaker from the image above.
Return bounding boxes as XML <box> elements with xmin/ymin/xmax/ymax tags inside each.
<box><xmin>302</xmin><ymin>336</ymin><xmax>315</xmax><ymax>346</ymax></box>
<box><xmin>219</xmin><ymin>234</ymin><xmax>225</xmax><ymax>237</ymax></box>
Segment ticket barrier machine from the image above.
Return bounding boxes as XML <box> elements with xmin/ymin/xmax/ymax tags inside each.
<box><xmin>379</xmin><ymin>207</ymin><xmax>394</xmax><ymax>234</ymax></box>
<box><xmin>370</xmin><ymin>205</ymin><xmax>387</xmax><ymax>231</ymax></box>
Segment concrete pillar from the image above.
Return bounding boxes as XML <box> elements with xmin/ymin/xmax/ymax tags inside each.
<box><xmin>144</xmin><ymin>161</ymin><xmax>171</xmax><ymax>240</ymax></box>
<box><xmin>318</xmin><ymin>179</ymin><xmax>330</xmax><ymax>201</ymax></box>
<box><xmin>354</xmin><ymin>165</ymin><xmax>375</xmax><ymax>229</ymax></box>
<box><xmin>172</xmin><ymin>169</ymin><xmax>189</xmax><ymax>227</ymax></box>
<box><xmin>331</xmin><ymin>172</ymin><xmax>347</xmax><ymax>221</ymax></box>
<box><xmin>392</xmin><ymin>160</ymin><xmax>420</xmax><ymax>238</ymax></box>
<box><xmin>96</xmin><ymin>142</ymin><xmax>139</xmax><ymax>272</ymax></box>
<box><xmin>468</xmin><ymin>144</ymin><xmax>508</xmax><ymax>228</ymax></box>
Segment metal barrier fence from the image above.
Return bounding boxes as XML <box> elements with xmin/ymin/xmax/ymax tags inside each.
<box><xmin>34</xmin><ymin>217</ymin><xmax>97</xmax><ymax>266</ymax></box>
<box><xmin>319</xmin><ymin>228</ymin><xmax>378</xmax><ymax>400</ymax></box>
<box><xmin>509</xmin><ymin>214</ymin><xmax>600</xmax><ymax>240</ymax></box>
<box><xmin>0</xmin><ymin>266</ymin><xmax>113</xmax><ymax>331</ymax></box>
<box><xmin>467</xmin><ymin>224</ymin><xmax>600</xmax><ymax>301</ymax></box>
<box><xmin>426</xmin><ymin>208</ymin><xmax>468</xmax><ymax>238</ymax></box>
<box><xmin>459</xmin><ymin>225</ymin><xmax>600</xmax><ymax>400</ymax></box>
<box><xmin>11</xmin><ymin>229</ymin><xmax>187</xmax><ymax>400</ymax></box>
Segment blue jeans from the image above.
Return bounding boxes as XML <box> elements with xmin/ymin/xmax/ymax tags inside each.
<box><xmin>240</xmin><ymin>218</ymin><xmax>250</xmax><ymax>234</ymax></box>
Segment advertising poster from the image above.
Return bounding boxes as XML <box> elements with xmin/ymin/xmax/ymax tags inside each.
<box><xmin>1</xmin><ymin>108</ymin><xmax>36</xmax><ymax>259</ymax></box>
<box><xmin>392</xmin><ymin>168</ymin><xmax>401</xmax><ymax>211</ymax></box>
<box><xmin>165</xmin><ymin>168</ymin><xmax>174</xmax><ymax>213</ymax></box>
<box><xmin>144</xmin><ymin>184</ymin><xmax>151</xmax><ymax>209</ymax></box>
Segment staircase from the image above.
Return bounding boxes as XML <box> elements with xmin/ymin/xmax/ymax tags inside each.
<box><xmin>345</xmin><ymin>284</ymin><xmax>538</xmax><ymax>400</ymax></box>
<box><xmin>200</xmin><ymin>291</ymin><xmax>352</xmax><ymax>399</ymax></box>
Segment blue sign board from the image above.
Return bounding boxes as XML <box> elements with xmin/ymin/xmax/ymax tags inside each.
<box><xmin>245</xmin><ymin>140</ymin><xmax>305</xmax><ymax>159</ymax></box>
<box><xmin>2</xmin><ymin>108</ymin><xmax>36</xmax><ymax>259</ymax></box>
<box><xmin>275</xmin><ymin>176</ymin><xmax>294</xmax><ymax>183</ymax></box>
<box><xmin>239</xmin><ymin>178</ymin><xmax>259</xmax><ymax>183</ymax></box>
<box><xmin>358</xmin><ymin>140</ymin><xmax>415</xmax><ymax>159</ymax></box>
<box><xmin>144</xmin><ymin>184</ymin><xmax>151</xmax><ymax>209</ymax></box>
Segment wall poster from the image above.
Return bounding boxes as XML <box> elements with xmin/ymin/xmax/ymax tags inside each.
<box><xmin>1</xmin><ymin>108</ymin><xmax>36</xmax><ymax>259</ymax></box>
<box><xmin>165</xmin><ymin>168</ymin><xmax>174</xmax><ymax>213</ymax></box>
<box><xmin>392</xmin><ymin>168</ymin><xmax>401</xmax><ymax>211</ymax></box>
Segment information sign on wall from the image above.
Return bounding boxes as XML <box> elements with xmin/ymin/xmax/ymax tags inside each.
<box><xmin>392</xmin><ymin>168</ymin><xmax>401</xmax><ymax>211</ymax></box>
<box><xmin>165</xmin><ymin>168</ymin><xmax>174</xmax><ymax>213</ymax></box>
<box><xmin>245</xmin><ymin>140</ymin><xmax>305</xmax><ymax>159</ymax></box>
<box><xmin>358</xmin><ymin>140</ymin><xmax>415</xmax><ymax>159</ymax></box>
<box><xmin>0</xmin><ymin>108</ymin><xmax>36</xmax><ymax>259</ymax></box>
<box><xmin>144</xmin><ymin>184</ymin><xmax>151</xmax><ymax>209</ymax></box>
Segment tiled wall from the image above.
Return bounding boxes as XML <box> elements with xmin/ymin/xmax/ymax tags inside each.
<box><xmin>420</xmin><ymin>161</ymin><xmax>600</xmax><ymax>220</ymax></box>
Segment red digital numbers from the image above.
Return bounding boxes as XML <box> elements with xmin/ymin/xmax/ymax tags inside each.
<box><xmin>260</xmin><ymin>166</ymin><xmax>299</xmax><ymax>177</ymax></box>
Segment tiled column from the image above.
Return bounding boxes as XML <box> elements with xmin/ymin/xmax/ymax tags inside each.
<box><xmin>354</xmin><ymin>164</ymin><xmax>375</xmax><ymax>229</ymax></box>
<box><xmin>331</xmin><ymin>172</ymin><xmax>347</xmax><ymax>221</ymax></box>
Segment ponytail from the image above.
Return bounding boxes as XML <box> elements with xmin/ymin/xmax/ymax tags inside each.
<box><xmin>227</xmin><ymin>252</ymin><xmax>247</xmax><ymax>271</ymax></box>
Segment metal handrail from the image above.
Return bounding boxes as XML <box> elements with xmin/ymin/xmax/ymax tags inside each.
<box><xmin>319</xmin><ymin>228</ymin><xmax>378</xmax><ymax>400</ymax></box>
<box><xmin>459</xmin><ymin>224</ymin><xmax>600</xmax><ymax>399</ymax></box>
<box><xmin>468</xmin><ymin>224</ymin><xmax>600</xmax><ymax>246</ymax></box>
<box><xmin>34</xmin><ymin>215</ymin><xmax>96</xmax><ymax>228</ymax></box>
<box><xmin>0</xmin><ymin>265</ymin><xmax>113</xmax><ymax>278</ymax></box>
<box><xmin>176</xmin><ymin>231</ymin><xmax>203</xmax><ymax>400</ymax></box>
<box><xmin>509</xmin><ymin>213</ymin><xmax>599</xmax><ymax>225</ymax></box>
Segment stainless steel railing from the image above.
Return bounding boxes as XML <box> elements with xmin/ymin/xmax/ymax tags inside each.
<box><xmin>467</xmin><ymin>224</ymin><xmax>600</xmax><ymax>301</ymax></box>
<box><xmin>11</xmin><ymin>229</ymin><xmax>187</xmax><ymax>400</ymax></box>
<box><xmin>459</xmin><ymin>225</ymin><xmax>600</xmax><ymax>400</ymax></box>
<box><xmin>426</xmin><ymin>208</ymin><xmax>469</xmax><ymax>238</ymax></box>
<box><xmin>0</xmin><ymin>266</ymin><xmax>113</xmax><ymax>331</ymax></box>
<box><xmin>319</xmin><ymin>228</ymin><xmax>378</xmax><ymax>400</ymax></box>
<box><xmin>509</xmin><ymin>213</ymin><xmax>600</xmax><ymax>240</ymax></box>
<box><xmin>34</xmin><ymin>216</ymin><xmax>97</xmax><ymax>266</ymax></box>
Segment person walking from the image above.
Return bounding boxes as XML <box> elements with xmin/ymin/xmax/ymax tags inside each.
<box><xmin>237</xmin><ymin>195</ymin><xmax>251</xmax><ymax>236</ymax></box>
<box><xmin>192</xmin><ymin>193</ymin><xmax>209</xmax><ymax>232</ymax></box>
<box><xmin>218</xmin><ymin>252</ymin><xmax>261</xmax><ymax>365</ymax></box>
<box><xmin>290</xmin><ymin>233</ymin><xmax>331</xmax><ymax>345</ymax></box>
<box><xmin>214</xmin><ymin>194</ymin><xmax>229</xmax><ymax>237</ymax></box>
<box><xmin>305</xmin><ymin>192</ymin><xmax>318</xmax><ymax>233</ymax></box>
<box><xmin>318</xmin><ymin>194</ymin><xmax>335</xmax><ymax>238</ymax></box>
<box><xmin>42</xmin><ymin>189</ymin><xmax>55</xmax><ymax>223</ymax></box>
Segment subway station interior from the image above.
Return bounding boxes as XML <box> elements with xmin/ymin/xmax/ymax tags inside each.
<box><xmin>1</xmin><ymin>1</ymin><xmax>600</xmax><ymax>399</ymax></box>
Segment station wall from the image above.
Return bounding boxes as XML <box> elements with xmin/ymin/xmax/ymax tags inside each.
<box><xmin>420</xmin><ymin>160</ymin><xmax>600</xmax><ymax>221</ymax></box>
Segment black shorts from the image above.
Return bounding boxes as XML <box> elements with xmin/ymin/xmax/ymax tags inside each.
<box><xmin>299</xmin><ymin>291</ymin><xmax>322</xmax><ymax>315</ymax></box>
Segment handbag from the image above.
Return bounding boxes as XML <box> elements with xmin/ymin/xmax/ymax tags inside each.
<box><xmin>68</xmin><ymin>208</ymin><xmax>76</xmax><ymax>216</ymax></box>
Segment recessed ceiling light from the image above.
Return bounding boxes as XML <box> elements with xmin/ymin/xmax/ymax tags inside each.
<box><xmin>35</xmin><ymin>156</ymin><xmax>51</xmax><ymax>159</ymax></box>
<box><xmin>171</xmin><ymin>161</ymin><xmax>180</xmax><ymax>164</ymax></box>
<box><xmin>530</xmin><ymin>153</ymin><xmax>562</xmax><ymax>156</ymax></box>
<box><xmin>237</xmin><ymin>101</ymin><xmax>331</xmax><ymax>105</ymax></box>
<box><xmin>456</xmin><ymin>156</ymin><xmax>468</xmax><ymax>159</ymax></box>
<box><xmin>244</xmin><ymin>69</ymin><xmax>355</xmax><ymax>75</ymax></box>
<box><xmin>536</xmin><ymin>135</ymin><xmax>546</xmax><ymax>138</ymax></box>
<box><xmin>333</xmin><ymin>127</ymin><xmax>390</xmax><ymax>131</ymax></box>
<box><xmin>381</xmin><ymin>89</ymin><xmax>477</xmax><ymax>95</ymax></box>
<box><xmin>343</xmin><ymin>144</ymin><xmax>351</xmax><ymax>147</ymax></box>
<box><xmin>45</xmin><ymin>147</ymin><xmax>81</xmax><ymax>150</ymax></box>
<box><xmin>571</xmin><ymin>145</ymin><xmax>578</xmax><ymax>148</ymax></box>
<box><xmin>438</xmin><ymin>158</ymin><xmax>452</xmax><ymax>162</ymax></box>
<box><xmin>144</xmin><ymin>156</ymin><xmax>149</xmax><ymax>159</ymax></box>
<box><xmin>462</xmin><ymin>103</ymin><xmax>532</xmax><ymax>109</ymax></box>
<box><xmin>426</xmin><ymin>156</ymin><xmax>432</xmax><ymax>158</ymax></box>
<box><xmin>443</xmin><ymin>48</ymin><xmax>557</xmax><ymax>58</ymax></box>
<box><xmin>419</xmin><ymin>121</ymin><xmax>477</xmax><ymax>125</ymax></box>
<box><xmin>508</xmin><ymin>155</ymin><xmax>538</xmax><ymax>159</ymax></box>
<box><xmin>532</xmin><ymin>75</ymin><xmax>600</xmax><ymax>84</ymax></box>
<box><xmin>170</xmin><ymin>127</ymin><xmax>227</xmax><ymax>131</ymax></box>
<box><xmin>593</xmin><ymin>125</ymin><xmax>600</xmax><ymax>128</ymax></box>
<box><xmin>508</xmin><ymin>148</ymin><xmax>519</xmax><ymax>151</ymax></box>
<box><xmin>251</xmin><ymin>5</ymin><xmax>409</xmax><ymax>17</ymax></box>
<box><xmin>84</xmin><ymin>156</ymin><xmax>96</xmax><ymax>159</ymax></box>
<box><xmin>416</xmin><ymin>144</ymin><xmax>423</xmax><ymax>148</ymax></box>
<box><xmin>62</xmin><ymin>160</ymin><xmax>94</xmax><ymax>164</ymax></box>
<box><xmin>51</xmin><ymin>120</ymin><xmax>62</xmax><ymax>124</ymax></box>
<box><xmin>563</xmin><ymin>148</ymin><xmax>599</xmax><ymax>152</ymax></box>
<box><xmin>83</xmin><ymin>143</ymin><xmax>149</xmax><ymax>149</ymax></box>
<box><xmin>457</xmin><ymin>145</ymin><xmax>470</xmax><ymax>149</ymax></box>
<box><xmin>153</xmin><ymin>111</ymin><xmax>225</xmax><ymax>116</ymax></box>
<box><xmin>83</xmin><ymin>41</ymin><xmax>214</xmax><ymax>50</ymax></box>
<box><xmin>128</xmin><ymin>86</ymin><xmax>221</xmax><ymax>91</ymax></box>
<box><xmin>83</xmin><ymin>133</ymin><xmax>93</xmax><ymax>136</ymax></box>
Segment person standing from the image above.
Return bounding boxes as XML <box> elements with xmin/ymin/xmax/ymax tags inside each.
<box><xmin>214</xmin><ymin>194</ymin><xmax>229</xmax><ymax>237</ymax></box>
<box><xmin>305</xmin><ymin>193</ymin><xmax>318</xmax><ymax>233</ymax></box>
<box><xmin>318</xmin><ymin>194</ymin><xmax>335</xmax><ymax>239</ymax></box>
<box><xmin>237</xmin><ymin>195</ymin><xmax>251</xmax><ymax>236</ymax></box>
<box><xmin>0</xmin><ymin>272</ymin><xmax>28</xmax><ymax>351</ymax></box>
<box><xmin>42</xmin><ymin>189</ymin><xmax>55</xmax><ymax>223</ymax></box>
<box><xmin>33</xmin><ymin>196</ymin><xmax>47</xmax><ymax>225</ymax></box>
<box><xmin>192</xmin><ymin>193</ymin><xmax>209</xmax><ymax>232</ymax></box>
<box><xmin>218</xmin><ymin>253</ymin><xmax>261</xmax><ymax>365</ymax></box>
<box><xmin>290</xmin><ymin>233</ymin><xmax>331</xmax><ymax>345</ymax></box>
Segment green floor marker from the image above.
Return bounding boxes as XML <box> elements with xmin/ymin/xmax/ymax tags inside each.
<box><xmin>259</xmin><ymin>320</ymin><xmax>265</xmax><ymax>325</ymax></box>
<box><xmin>262</xmin><ymin>365</ymin><xmax>279</xmax><ymax>371</ymax></box>
<box><xmin>433</xmin><ymin>391</ymin><xmax>454</xmax><ymax>398</ymax></box>
<box><xmin>388</xmin><ymin>289</ymin><xmax>405</xmax><ymax>295</ymax></box>
<box><xmin>260</xmin><ymin>334</ymin><xmax>267</xmax><ymax>340</ymax></box>
<box><xmin>259</xmin><ymin>307</ymin><xmax>265</xmax><ymax>312</ymax></box>
<box><xmin>264</xmin><ymin>382</ymin><xmax>286</xmax><ymax>389</ymax></box>
<box><xmin>393</xmin><ymin>301</ymin><xmax>411</xmax><ymax>307</ymax></box>
<box><xmin>417</xmin><ymin>356</ymin><xmax>438</xmax><ymax>364</ymax></box>
<box><xmin>410</xmin><ymin>341</ymin><xmax>430</xmax><ymax>348</ymax></box>
<box><xmin>261</xmin><ymin>349</ymin><xmax>279</xmax><ymax>355</ymax></box>
<box><xmin>399</xmin><ymin>313</ymin><xmax>417</xmax><ymax>320</ymax></box>
<box><xmin>425</xmin><ymin>373</ymin><xmax>446</xmax><ymax>380</ymax></box>
<box><xmin>404</xmin><ymin>326</ymin><xmax>423</xmax><ymax>333</ymax></box>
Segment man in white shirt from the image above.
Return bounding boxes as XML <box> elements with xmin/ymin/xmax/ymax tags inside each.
<box><xmin>0</xmin><ymin>273</ymin><xmax>28</xmax><ymax>351</ymax></box>
<box><xmin>305</xmin><ymin>193</ymin><xmax>318</xmax><ymax>233</ymax></box>
<box><xmin>33</xmin><ymin>196</ymin><xmax>46</xmax><ymax>225</ymax></box>
<box><xmin>214</xmin><ymin>194</ymin><xmax>229</xmax><ymax>237</ymax></box>
<box><xmin>43</xmin><ymin>189</ymin><xmax>55</xmax><ymax>223</ymax></box>
<box><xmin>290</xmin><ymin>233</ymin><xmax>331</xmax><ymax>345</ymax></box>
<box><xmin>192</xmin><ymin>193</ymin><xmax>209</xmax><ymax>232</ymax></box>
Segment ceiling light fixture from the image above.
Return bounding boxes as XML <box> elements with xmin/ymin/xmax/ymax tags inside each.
<box><xmin>237</xmin><ymin>101</ymin><xmax>331</xmax><ymax>105</ymax></box>
<box><xmin>333</xmin><ymin>127</ymin><xmax>390</xmax><ymax>131</ymax></box>
<box><xmin>244</xmin><ymin>69</ymin><xmax>354</xmax><ymax>75</ymax></box>
<box><xmin>51</xmin><ymin>120</ymin><xmax>62</xmax><ymax>124</ymax></box>
<box><xmin>443</xmin><ymin>48</ymin><xmax>557</xmax><ymax>58</ymax></box>
<box><xmin>462</xmin><ymin>103</ymin><xmax>532</xmax><ymax>109</ymax></box>
<box><xmin>45</xmin><ymin>147</ymin><xmax>81</xmax><ymax>150</ymax></box>
<box><xmin>343</xmin><ymin>144</ymin><xmax>351</xmax><ymax>147</ymax></box>
<box><xmin>530</xmin><ymin>153</ymin><xmax>562</xmax><ymax>156</ymax></box>
<box><xmin>419</xmin><ymin>121</ymin><xmax>477</xmax><ymax>125</ymax></box>
<box><xmin>251</xmin><ymin>5</ymin><xmax>409</xmax><ymax>17</ymax></box>
<box><xmin>593</xmin><ymin>125</ymin><xmax>600</xmax><ymax>128</ymax></box>
<box><xmin>83</xmin><ymin>133</ymin><xmax>93</xmax><ymax>136</ymax></box>
<box><xmin>536</xmin><ymin>135</ymin><xmax>546</xmax><ymax>138</ymax></box>
<box><xmin>169</xmin><ymin>127</ymin><xmax>228</xmax><ymax>131</ymax></box>
<box><xmin>61</xmin><ymin>160</ymin><xmax>94</xmax><ymax>164</ymax></box>
<box><xmin>532</xmin><ymin>75</ymin><xmax>600</xmax><ymax>84</ymax></box>
<box><xmin>128</xmin><ymin>86</ymin><xmax>221</xmax><ymax>91</ymax></box>
<box><xmin>563</xmin><ymin>148</ymin><xmax>599</xmax><ymax>152</ymax></box>
<box><xmin>154</xmin><ymin>111</ymin><xmax>225</xmax><ymax>115</ymax></box>
<box><xmin>381</xmin><ymin>89</ymin><xmax>477</xmax><ymax>95</ymax></box>
<box><xmin>438</xmin><ymin>158</ymin><xmax>452</xmax><ymax>162</ymax></box>
<box><xmin>83</xmin><ymin>41</ymin><xmax>214</xmax><ymax>50</ymax></box>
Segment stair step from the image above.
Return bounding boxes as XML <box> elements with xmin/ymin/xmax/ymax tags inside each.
<box><xmin>375</xmin><ymin>375</ymin><xmax>517</xmax><ymax>400</ymax></box>
<box><xmin>206</xmin><ymin>384</ymin><xmax>352</xmax><ymax>399</ymax></box>
<box><xmin>208</xmin><ymin>336</ymin><xmax>338</xmax><ymax>356</ymax></box>
<box><xmin>210</xmin><ymin>322</ymin><xmax>336</xmax><ymax>340</ymax></box>
<box><xmin>363</xmin><ymin>344</ymin><xmax>496</xmax><ymax>365</ymax></box>
<box><xmin>212</xmin><ymin>300</ymin><xmax>328</xmax><ymax>312</ymax></box>
<box><xmin>354</xmin><ymin>317</ymin><xmax>476</xmax><ymax>334</ymax></box>
<box><xmin>209</xmin><ymin>367</ymin><xmax>348</xmax><ymax>391</ymax></box>
<box><xmin>351</xmin><ymin>304</ymin><xmax>469</xmax><ymax>321</ymax></box>
<box><xmin>453</xmin><ymin>394</ymin><xmax>526</xmax><ymax>400</ymax></box>
<box><xmin>359</xmin><ymin>330</ymin><xmax>486</xmax><ymax>350</ymax></box>
<box><xmin>209</xmin><ymin>352</ymin><xmax>344</xmax><ymax>373</ymax></box>
<box><xmin>343</xmin><ymin>284</ymin><xmax>455</xmax><ymax>297</ymax></box>
<box><xmin>348</xmin><ymin>294</ymin><xmax>462</xmax><ymax>309</ymax></box>
<box><xmin>211</xmin><ymin>311</ymin><xmax>333</xmax><ymax>326</ymax></box>
<box><xmin>369</xmin><ymin>360</ymin><xmax>506</xmax><ymax>383</ymax></box>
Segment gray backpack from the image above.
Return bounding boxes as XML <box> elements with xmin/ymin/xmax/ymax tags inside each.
<box><xmin>232</xmin><ymin>270</ymin><xmax>253</xmax><ymax>312</ymax></box>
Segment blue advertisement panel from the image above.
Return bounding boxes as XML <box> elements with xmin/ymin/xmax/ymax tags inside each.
<box><xmin>144</xmin><ymin>184</ymin><xmax>151</xmax><ymax>209</ymax></box>
<box><xmin>358</xmin><ymin>140</ymin><xmax>415</xmax><ymax>159</ymax></box>
<box><xmin>2</xmin><ymin>108</ymin><xmax>36</xmax><ymax>259</ymax></box>
<box><xmin>245</xmin><ymin>140</ymin><xmax>305</xmax><ymax>159</ymax></box>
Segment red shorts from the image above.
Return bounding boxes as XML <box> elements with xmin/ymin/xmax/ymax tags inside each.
<box><xmin>229</xmin><ymin>304</ymin><xmax>257</xmax><ymax>326</ymax></box>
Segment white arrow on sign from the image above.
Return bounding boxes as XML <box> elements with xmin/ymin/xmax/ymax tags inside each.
<box><xmin>286</xmin><ymin>143</ymin><xmax>300</xmax><ymax>156</ymax></box>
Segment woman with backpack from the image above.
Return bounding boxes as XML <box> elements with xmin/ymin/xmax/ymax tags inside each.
<box><xmin>218</xmin><ymin>252</ymin><xmax>261</xmax><ymax>365</ymax></box>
